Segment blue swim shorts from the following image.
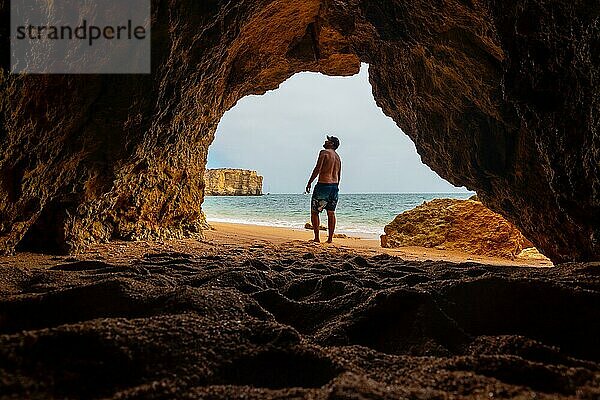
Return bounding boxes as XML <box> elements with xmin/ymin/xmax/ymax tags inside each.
<box><xmin>311</xmin><ymin>183</ymin><xmax>339</xmax><ymax>213</ymax></box>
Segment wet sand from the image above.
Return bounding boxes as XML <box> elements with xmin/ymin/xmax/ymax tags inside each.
<box><xmin>1</xmin><ymin>223</ymin><xmax>598</xmax><ymax>399</ymax></box>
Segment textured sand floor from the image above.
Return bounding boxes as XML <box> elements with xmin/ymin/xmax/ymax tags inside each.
<box><xmin>0</xmin><ymin>226</ymin><xmax>597</xmax><ymax>399</ymax></box>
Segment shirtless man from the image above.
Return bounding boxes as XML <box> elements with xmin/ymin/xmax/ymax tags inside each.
<box><xmin>305</xmin><ymin>136</ymin><xmax>342</xmax><ymax>243</ymax></box>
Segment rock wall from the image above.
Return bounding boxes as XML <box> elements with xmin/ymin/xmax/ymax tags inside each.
<box><xmin>204</xmin><ymin>169</ymin><xmax>263</xmax><ymax>196</ymax></box>
<box><xmin>0</xmin><ymin>0</ymin><xmax>598</xmax><ymax>262</ymax></box>
<box><xmin>381</xmin><ymin>198</ymin><xmax>535</xmax><ymax>259</ymax></box>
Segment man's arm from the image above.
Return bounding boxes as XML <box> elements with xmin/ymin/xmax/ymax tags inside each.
<box><xmin>306</xmin><ymin>151</ymin><xmax>325</xmax><ymax>193</ymax></box>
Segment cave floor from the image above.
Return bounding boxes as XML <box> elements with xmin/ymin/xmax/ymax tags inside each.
<box><xmin>0</xmin><ymin>233</ymin><xmax>598</xmax><ymax>399</ymax></box>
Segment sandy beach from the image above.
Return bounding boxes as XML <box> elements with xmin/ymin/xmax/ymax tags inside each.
<box><xmin>4</xmin><ymin>221</ymin><xmax>597</xmax><ymax>399</ymax></box>
<box><xmin>0</xmin><ymin>221</ymin><xmax>553</xmax><ymax>270</ymax></box>
<box><xmin>206</xmin><ymin>222</ymin><xmax>553</xmax><ymax>267</ymax></box>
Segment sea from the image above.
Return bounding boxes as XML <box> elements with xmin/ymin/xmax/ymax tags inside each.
<box><xmin>203</xmin><ymin>193</ymin><xmax>474</xmax><ymax>239</ymax></box>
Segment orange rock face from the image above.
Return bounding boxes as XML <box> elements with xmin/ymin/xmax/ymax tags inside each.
<box><xmin>381</xmin><ymin>199</ymin><xmax>536</xmax><ymax>259</ymax></box>
<box><xmin>204</xmin><ymin>169</ymin><xmax>263</xmax><ymax>196</ymax></box>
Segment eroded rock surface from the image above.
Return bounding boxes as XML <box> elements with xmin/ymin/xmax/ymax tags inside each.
<box><xmin>0</xmin><ymin>1</ymin><xmax>598</xmax><ymax>262</ymax></box>
<box><xmin>204</xmin><ymin>169</ymin><xmax>263</xmax><ymax>196</ymax></box>
<box><xmin>0</xmin><ymin>244</ymin><xmax>599</xmax><ymax>398</ymax></box>
<box><xmin>381</xmin><ymin>198</ymin><xmax>537</xmax><ymax>259</ymax></box>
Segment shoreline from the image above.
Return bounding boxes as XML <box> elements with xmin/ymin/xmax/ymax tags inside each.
<box><xmin>206</xmin><ymin>218</ymin><xmax>381</xmax><ymax>240</ymax></box>
<box><xmin>206</xmin><ymin>221</ymin><xmax>553</xmax><ymax>267</ymax></box>
<box><xmin>202</xmin><ymin>192</ymin><xmax>477</xmax><ymax>242</ymax></box>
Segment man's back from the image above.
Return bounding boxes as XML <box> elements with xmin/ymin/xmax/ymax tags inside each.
<box><xmin>318</xmin><ymin>149</ymin><xmax>341</xmax><ymax>184</ymax></box>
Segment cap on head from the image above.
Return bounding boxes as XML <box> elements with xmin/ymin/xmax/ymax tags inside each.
<box><xmin>326</xmin><ymin>135</ymin><xmax>340</xmax><ymax>149</ymax></box>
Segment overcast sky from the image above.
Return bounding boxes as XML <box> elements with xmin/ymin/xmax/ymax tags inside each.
<box><xmin>207</xmin><ymin>63</ymin><xmax>469</xmax><ymax>194</ymax></box>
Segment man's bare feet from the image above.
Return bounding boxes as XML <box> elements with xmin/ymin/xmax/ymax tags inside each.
<box><xmin>326</xmin><ymin>238</ymin><xmax>333</xmax><ymax>244</ymax></box>
<box><xmin>312</xmin><ymin>238</ymin><xmax>320</xmax><ymax>243</ymax></box>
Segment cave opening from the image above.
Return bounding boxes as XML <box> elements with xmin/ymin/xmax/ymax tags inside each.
<box><xmin>0</xmin><ymin>0</ymin><xmax>596</xmax><ymax>263</ymax></box>
<box><xmin>203</xmin><ymin>63</ymin><xmax>472</xmax><ymax>239</ymax></box>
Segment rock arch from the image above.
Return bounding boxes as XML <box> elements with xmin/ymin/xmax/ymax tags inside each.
<box><xmin>0</xmin><ymin>0</ymin><xmax>598</xmax><ymax>262</ymax></box>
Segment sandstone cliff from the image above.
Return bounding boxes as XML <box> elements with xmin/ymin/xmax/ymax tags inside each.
<box><xmin>381</xmin><ymin>198</ymin><xmax>539</xmax><ymax>259</ymax></box>
<box><xmin>0</xmin><ymin>1</ymin><xmax>597</xmax><ymax>262</ymax></box>
<box><xmin>204</xmin><ymin>169</ymin><xmax>263</xmax><ymax>196</ymax></box>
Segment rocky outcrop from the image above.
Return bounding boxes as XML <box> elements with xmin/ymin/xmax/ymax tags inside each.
<box><xmin>204</xmin><ymin>169</ymin><xmax>263</xmax><ymax>196</ymax></box>
<box><xmin>0</xmin><ymin>1</ymin><xmax>598</xmax><ymax>262</ymax></box>
<box><xmin>381</xmin><ymin>199</ymin><xmax>536</xmax><ymax>259</ymax></box>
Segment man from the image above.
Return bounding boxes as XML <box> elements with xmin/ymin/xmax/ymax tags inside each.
<box><xmin>306</xmin><ymin>135</ymin><xmax>342</xmax><ymax>243</ymax></box>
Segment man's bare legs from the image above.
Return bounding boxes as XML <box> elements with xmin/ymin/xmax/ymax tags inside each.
<box><xmin>311</xmin><ymin>210</ymin><xmax>336</xmax><ymax>243</ymax></box>
<box><xmin>311</xmin><ymin>211</ymin><xmax>321</xmax><ymax>242</ymax></box>
<box><xmin>327</xmin><ymin>210</ymin><xmax>336</xmax><ymax>243</ymax></box>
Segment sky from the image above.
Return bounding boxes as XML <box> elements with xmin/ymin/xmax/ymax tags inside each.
<box><xmin>207</xmin><ymin>63</ymin><xmax>469</xmax><ymax>194</ymax></box>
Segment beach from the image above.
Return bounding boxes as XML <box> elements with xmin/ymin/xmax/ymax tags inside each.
<box><xmin>202</xmin><ymin>192</ymin><xmax>476</xmax><ymax>240</ymax></box>
<box><xmin>0</xmin><ymin>221</ymin><xmax>552</xmax><ymax>270</ymax></box>
<box><xmin>206</xmin><ymin>222</ymin><xmax>553</xmax><ymax>267</ymax></box>
<box><xmin>1</xmin><ymin>221</ymin><xmax>598</xmax><ymax>399</ymax></box>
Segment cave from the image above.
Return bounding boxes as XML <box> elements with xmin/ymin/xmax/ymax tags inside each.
<box><xmin>0</xmin><ymin>0</ymin><xmax>598</xmax><ymax>263</ymax></box>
